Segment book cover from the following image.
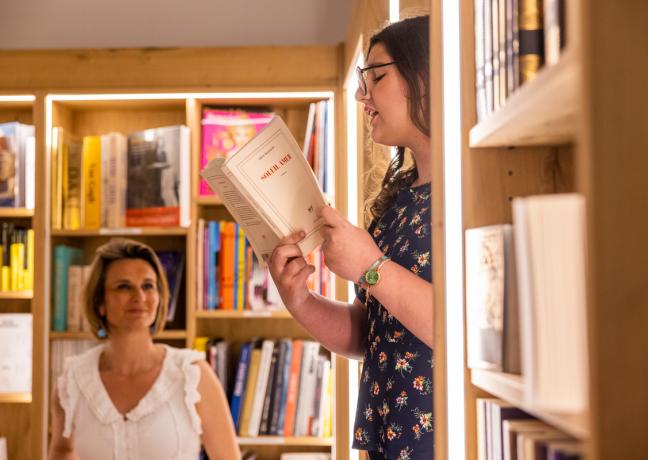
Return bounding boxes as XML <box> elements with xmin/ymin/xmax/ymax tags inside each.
<box><xmin>512</xmin><ymin>194</ymin><xmax>588</xmax><ymax>412</ymax></box>
<box><xmin>200</xmin><ymin>116</ymin><xmax>327</xmax><ymax>264</ymax></box>
<box><xmin>0</xmin><ymin>314</ymin><xmax>32</xmax><ymax>393</ymax></box>
<box><xmin>199</xmin><ymin>109</ymin><xmax>274</xmax><ymax>196</ymax></box>
<box><xmin>465</xmin><ymin>225</ymin><xmax>507</xmax><ymax>371</ymax></box>
<box><xmin>126</xmin><ymin>125</ymin><xmax>190</xmax><ymax>227</ymax></box>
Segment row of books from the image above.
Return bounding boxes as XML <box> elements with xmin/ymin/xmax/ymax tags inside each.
<box><xmin>303</xmin><ymin>101</ymin><xmax>331</xmax><ymax>195</ymax></box>
<box><xmin>0</xmin><ymin>314</ymin><xmax>32</xmax><ymax>394</ymax></box>
<box><xmin>0</xmin><ymin>223</ymin><xmax>34</xmax><ymax>292</ymax></box>
<box><xmin>465</xmin><ymin>194</ymin><xmax>587</xmax><ymax>413</ymax></box>
<box><xmin>477</xmin><ymin>398</ymin><xmax>583</xmax><ymax>460</ymax></box>
<box><xmin>50</xmin><ymin>125</ymin><xmax>190</xmax><ymax>230</ymax></box>
<box><xmin>197</xmin><ymin>218</ymin><xmax>328</xmax><ymax>311</ymax></box>
<box><xmin>0</xmin><ymin>122</ymin><xmax>34</xmax><ymax>209</ymax></box>
<box><xmin>474</xmin><ymin>0</ymin><xmax>567</xmax><ymax>122</ymax></box>
<box><xmin>195</xmin><ymin>338</ymin><xmax>332</xmax><ymax>438</ymax></box>
<box><xmin>51</xmin><ymin>244</ymin><xmax>184</xmax><ymax>331</ymax></box>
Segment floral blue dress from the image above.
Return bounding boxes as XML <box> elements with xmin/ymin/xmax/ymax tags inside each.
<box><xmin>353</xmin><ymin>182</ymin><xmax>434</xmax><ymax>460</ymax></box>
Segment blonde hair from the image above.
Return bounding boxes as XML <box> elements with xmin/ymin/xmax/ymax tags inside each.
<box><xmin>84</xmin><ymin>238</ymin><xmax>169</xmax><ymax>340</ymax></box>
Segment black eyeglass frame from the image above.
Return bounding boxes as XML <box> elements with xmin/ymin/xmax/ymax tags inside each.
<box><xmin>356</xmin><ymin>62</ymin><xmax>396</xmax><ymax>95</ymax></box>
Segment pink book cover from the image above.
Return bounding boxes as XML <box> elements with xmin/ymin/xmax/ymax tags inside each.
<box><xmin>199</xmin><ymin>109</ymin><xmax>273</xmax><ymax>196</ymax></box>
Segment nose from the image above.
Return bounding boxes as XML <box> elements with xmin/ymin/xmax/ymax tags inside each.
<box><xmin>355</xmin><ymin>86</ymin><xmax>368</xmax><ymax>102</ymax></box>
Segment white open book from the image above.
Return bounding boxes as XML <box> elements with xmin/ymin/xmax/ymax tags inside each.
<box><xmin>200</xmin><ymin>116</ymin><xmax>326</xmax><ymax>264</ymax></box>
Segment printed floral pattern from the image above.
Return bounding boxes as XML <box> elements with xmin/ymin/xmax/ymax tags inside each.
<box><xmin>353</xmin><ymin>183</ymin><xmax>434</xmax><ymax>459</ymax></box>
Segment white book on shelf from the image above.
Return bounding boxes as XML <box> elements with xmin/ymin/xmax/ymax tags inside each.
<box><xmin>247</xmin><ymin>339</ymin><xmax>275</xmax><ymax>436</ymax></box>
<box><xmin>294</xmin><ymin>340</ymin><xmax>321</xmax><ymax>436</ymax></box>
<box><xmin>0</xmin><ymin>314</ymin><xmax>32</xmax><ymax>393</ymax></box>
<box><xmin>512</xmin><ymin>193</ymin><xmax>589</xmax><ymax>413</ymax></box>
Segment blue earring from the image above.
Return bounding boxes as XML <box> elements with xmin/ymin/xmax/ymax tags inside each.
<box><xmin>98</xmin><ymin>327</ymin><xmax>107</xmax><ymax>338</ymax></box>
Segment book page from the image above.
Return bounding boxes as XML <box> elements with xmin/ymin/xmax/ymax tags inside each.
<box><xmin>223</xmin><ymin>116</ymin><xmax>326</xmax><ymax>257</ymax></box>
<box><xmin>201</xmin><ymin>158</ymin><xmax>281</xmax><ymax>263</ymax></box>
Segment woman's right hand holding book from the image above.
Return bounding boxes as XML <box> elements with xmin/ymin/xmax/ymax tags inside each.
<box><xmin>268</xmin><ymin>231</ymin><xmax>315</xmax><ymax>311</ymax></box>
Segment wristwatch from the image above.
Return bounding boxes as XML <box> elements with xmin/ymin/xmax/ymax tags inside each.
<box><xmin>359</xmin><ymin>255</ymin><xmax>390</xmax><ymax>287</ymax></box>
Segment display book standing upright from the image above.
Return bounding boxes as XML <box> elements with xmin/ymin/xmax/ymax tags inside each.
<box><xmin>437</xmin><ymin>0</ymin><xmax>647</xmax><ymax>458</ymax></box>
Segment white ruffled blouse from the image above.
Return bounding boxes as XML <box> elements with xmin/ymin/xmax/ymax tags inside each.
<box><xmin>57</xmin><ymin>344</ymin><xmax>204</xmax><ymax>460</ymax></box>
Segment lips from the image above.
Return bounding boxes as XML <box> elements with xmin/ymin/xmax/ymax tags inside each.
<box><xmin>365</xmin><ymin>106</ymin><xmax>379</xmax><ymax>119</ymax></box>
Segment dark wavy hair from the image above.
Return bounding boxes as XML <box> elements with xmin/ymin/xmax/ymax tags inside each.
<box><xmin>367</xmin><ymin>15</ymin><xmax>430</xmax><ymax>220</ymax></box>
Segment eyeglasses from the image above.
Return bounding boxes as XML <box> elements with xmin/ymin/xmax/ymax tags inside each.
<box><xmin>356</xmin><ymin>62</ymin><xmax>396</xmax><ymax>96</ymax></box>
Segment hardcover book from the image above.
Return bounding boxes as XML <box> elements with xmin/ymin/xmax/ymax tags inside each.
<box><xmin>126</xmin><ymin>125</ymin><xmax>190</xmax><ymax>227</ymax></box>
<box><xmin>201</xmin><ymin>116</ymin><xmax>326</xmax><ymax>263</ymax></box>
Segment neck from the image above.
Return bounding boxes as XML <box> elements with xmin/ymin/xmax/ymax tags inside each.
<box><xmin>408</xmin><ymin>133</ymin><xmax>432</xmax><ymax>186</ymax></box>
<box><xmin>101</xmin><ymin>331</ymin><xmax>161</xmax><ymax>376</ymax></box>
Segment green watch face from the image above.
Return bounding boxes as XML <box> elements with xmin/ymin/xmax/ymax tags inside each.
<box><xmin>365</xmin><ymin>270</ymin><xmax>380</xmax><ymax>285</ymax></box>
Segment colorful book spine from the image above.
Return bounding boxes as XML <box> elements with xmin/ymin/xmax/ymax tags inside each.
<box><xmin>230</xmin><ymin>342</ymin><xmax>252</xmax><ymax>429</ymax></box>
<box><xmin>519</xmin><ymin>0</ymin><xmax>544</xmax><ymax>84</ymax></box>
<box><xmin>82</xmin><ymin>136</ymin><xmax>102</xmax><ymax>229</ymax></box>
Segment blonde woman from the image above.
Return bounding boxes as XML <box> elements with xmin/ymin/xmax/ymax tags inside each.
<box><xmin>49</xmin><ymin>238</ymin><xmax>240</xmax><ymax>460</ymax></box>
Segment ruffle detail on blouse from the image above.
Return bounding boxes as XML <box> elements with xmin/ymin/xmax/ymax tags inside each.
<box><xmin>179</xmin><ymin>348</ymin><xmax>204</xmax><ymax>435</ymax></box>
<box><xmin>57</xmin><ymin>349</ymin><xmax>93</xmax><ymax>438</ymax></box>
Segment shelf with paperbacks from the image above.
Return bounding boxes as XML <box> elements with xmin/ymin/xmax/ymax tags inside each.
<box><xmin>0</xmin><ymin>291</ymin><xmax>33</xmax><ymax>300</ymax></box>
<box><xmin>50</xmin><ymin>227</ymin><xmax>189</xmax><ymax>237</ymax></box>
<box><xmin>469</xmin><ymin>47</ymin><xmax>579</xmax><ymax>148</ymax></box>
<box><xmin>237</xmin><ymin>436</ymin><xmax>333</xmax><ymax>446</ymax></box>
<box><xmin>0</xmin><ymin>392</ymin><xmax>32</xmax><ymax>403</ymax></box>
<box><xmin>49</xmin><ymin>330</ymin><xmax>187</xmax><ymax>340</ymax></box>
<box><xmin>471</xmin><ymin>369</ymin><xmax>589</xmax><ymax>439</ymax></box>
<box><xmin>0</xmin><ymin>208</ymin><xmax>34</xmax><ymax>218</ymax></box>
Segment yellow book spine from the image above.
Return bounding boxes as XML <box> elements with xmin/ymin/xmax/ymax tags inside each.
<box><xmin>10</xmin><ymin>240</ymin><xmax>24</xmax><ymax>291</ymax></box>
<box><xmin>82</xmin><ymin>136</ymin><xmax>102</xmax><ymax>229</ymax></box>
<box><xmin>25</xmin><ymin>229</ymin><xmax>34</xmax><ymax>291</ymax></box>
<box><xmin>236</xmin><ymin>227</ymin><xmax>246</xmax><ymax>311</ymax></box>
<box><xmin>0</xmin><ymin>266</ymin><xmax>9</xmax><ymax>291</ymax></box>
<box><xmin>239</xmin><ymin>348</ymin><xmax>261</xmax><ymax>436</ymax></box>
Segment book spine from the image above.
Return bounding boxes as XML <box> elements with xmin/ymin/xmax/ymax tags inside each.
<box><xmin>274</xmin><ymin>339</ymin><xmax>292</xmax><ymax>435</ymax></box>
<box><xmin>230</xmin><ymin>342</ymin><xmax>251</xmax><ymax>430</ymax></box>
<box><xmin>519</xmin><ymin>0</ymin><xmax>544</xmax><ymax>84</ymax></box>
<box><xmin>475</xmin><ymin>0</ymin><xmax>487</xmax><ymax>122</ymax></box>
<box><xmin>259</xmin><ymin>343</ymin><xmax>280</xmax><ymax>434</ymax></box>
<box><xmin>282</xmin><ymin>339</ymin><xmax>303</xmax><ymax>437</ymax></box>
<box><xmin>82</xmin><ymin>136</ymin><xmax>102</xmax><ymax>229</ymax></box>
<box><xmin>52</xmin><ymin>245</ymin><xmax>70</xmax><ymax>331</ymax></box>
<box><xmin>268</xmin><ymin>339</ymin><xmax>288</xmax><ymax>435</ymax></box>
<box><xmin>484</xmin><ymin>0</ymin><xmax>494</xmax><ymax>113</ymax></box>
<box><xmin>248</xmin><ymin>339</ymin><xmax>275</xmax><ymax>436</ymax></box>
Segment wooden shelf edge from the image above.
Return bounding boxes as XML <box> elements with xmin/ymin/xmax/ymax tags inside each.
<box><xmin>0</xmin><ymin>392</ymin><xmax>32</xmax><ymax>403</ymax></box>
<box><xmin>0</xmin><ymin>207</ymin><xmax>34</xmax><ymax>218</ymax></box>
<box><xmin>196</xmin><ymin>310</ymin><xmax>292</xmax><ymax>319</ymax></box>
<box><xmin>471</xmin><ymin>368</ymin><xmax>589</xmax><ymax>439</ymax></box>
<box><xmin>195</xmin><ymin>196</ymin><xmax>223</xmax><ymax>206</ymax></box>
<box><xmin>469</xmin><ymin>48</ymin><xmax>580</xmax><ymax>148</ymax></box>
<box><xmin>50</xmin><ymin>330</ymin><xmax>186</xmax><ymax>340</ymax></box>
<box><xmin>51</xmin><ymin>227</ymin><xmax>189</xmax><ymax>237</ymax></box>
<box><xmin>236</xmin><ymin>436</ymin><xmax>333</xmax><ymax>446</ymax></box>
<box><xmin>0</xmin><ymin>291</ymin><xmax>33</xmax><ymax>300</ymax></box>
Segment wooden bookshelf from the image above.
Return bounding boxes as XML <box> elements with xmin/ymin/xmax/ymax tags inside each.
<box><xmin>50</xmin><ymin>227</ymin><xmax>189</xmax><ymax>237</ymax></box>
<box><xmin>196</xmin><ymin>310</ymin><xmax>293</xmax><ymax>320</ymax></box>
<box><xmin>469</xmin><ymin>48</ymin><xmax>580</xmax><ymax>148</ymax></box>
<box><xmin>49</xmin><ymin>330</ymin><xmax>186</xmax><ymax>340</ymax></box>
<box><xmin>432</xmin><ymin>0</ymin><xmax>648</xmax><ymax>458</ymax></box>
<box><xmin>471</xmin><ymin>369</ymin><xmax>588</xmax><ymax>439</ymax></box>
<box><xmin>195</xmin><ymin>196</ymin><xmax>223</xmax><ymax>206</ymax></box>
<box><xmin>237</xmin><ymin>436</ymin><xmax>333</xmax><ymax>447</ymax></box>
